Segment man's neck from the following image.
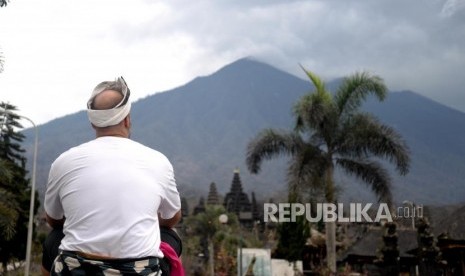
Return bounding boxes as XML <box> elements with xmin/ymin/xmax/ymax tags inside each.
<box><xmin>96</xmin><ymin>132</ymin><xmax>128</xmax><ymax>138</ymax></box>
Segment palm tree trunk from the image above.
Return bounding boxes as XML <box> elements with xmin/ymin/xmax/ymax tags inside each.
<box><xmin>324</xmin><ymin>165</ymin><xmax>337</xmax><ymax>273</ymax></box>
<box><xmin>326</xmin><ymin>221</ymin><xmax>337</xmax><ymax>273</ymax></box>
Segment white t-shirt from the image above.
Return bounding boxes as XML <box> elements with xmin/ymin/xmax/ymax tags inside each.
<box><xmin>44</xmin><ymin>136</ymin><xmax>181</xmax><ymax>258</ymax></box>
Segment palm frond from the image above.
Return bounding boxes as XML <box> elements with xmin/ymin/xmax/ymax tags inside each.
<box><xmin>294</xmin><ymin>68</ymin><xmax>339</xmax><ymax>145</ymax></box>
<box><xmin>336</xmin><ymin>158</ymin><xmax>392</xmax><ymax>206</ymax></box>
<box><xmin>292</xmin><ymin>145</ymin><xmax>328</xmax><ymax>180</ymax></box>
<box><xmin>294</xmin><ymin>93</ymin><xmax>328</xmax><ymax>131</ymax></box>
<box><xmin>294</xmin><ymin>93</ymin><xmax>339</xmax><ymax>149</ymax></box>
<box><xmin>299</xmin><ymin>65</ymin><xmax>326</xmax><ymax>95</ymax></box>
<box><xmin>337</xmin><ymin>113</ymin><xmax>410</xmax><ymax>175</ymax></box>
<box><xmin>246</xmin><ymin>129</ymin><xmax>303</xmax><ymax>174</ymax></box>
<box><xmin>287</xmin><ymin>145</ymin><xmax>328</xmax><ymax>197</ymax></box>
<box><xmin>335</xmin><ymin>71</ymin><xmax>387</xmax><ymax>116</ymax></box>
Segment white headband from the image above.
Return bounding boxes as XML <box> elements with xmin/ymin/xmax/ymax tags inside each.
<box><xmin>87</xmin><ymin>77</ymin><xmax>131</xmax><ymax>127</ymax></box>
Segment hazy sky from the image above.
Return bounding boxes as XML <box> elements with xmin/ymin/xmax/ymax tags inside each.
<box><xmin>1</xmin><ymin>0</ymin><xmax>464</xmax><ymax>125</ymax></box>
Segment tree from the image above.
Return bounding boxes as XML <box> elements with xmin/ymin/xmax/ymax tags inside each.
<box><xmin>0</xmin><ymin>11</ymin><xmax>17</xmax><ymax>242</ymax></box>
<box><xmin>0</xmin><ymin>102</ymin><xmax>39</xmax><ymax>269</ymax></box>
<box><xmin>273</xmin><ymin>211</ymin><xmax>309</xmax><ymax>263</ymax></box>
<box><xmin>0</xmin><ymin>159</ymin><xmax>18</xmax><ymax>240</ymax></box>
<box><xmin>183</xmin><ymin>205</ymin><xmax>237</xmax><ymax>275</ymax></box>
<box><xmin>246</xmin><ymin>68</ymin><xmax>410</xmax><ymax>272</ymax></box>
<box><xmin>0</xmin><ymin>109</ymin><xmax>19</xmax><ymax>240</ymax></box>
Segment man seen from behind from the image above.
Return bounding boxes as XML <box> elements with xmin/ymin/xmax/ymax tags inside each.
<box><xmin>42</xmin><ymin>77</ymin><xmax>182</xmax><ymax>275</ymax></box>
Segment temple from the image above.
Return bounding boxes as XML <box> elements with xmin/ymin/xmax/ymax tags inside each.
<box><xmin>189</xmin><ymin>169</ymin><xmax>262</xmax><ymax>228</ymax></box>
<box><xmin>223</xmin><ymin>169</ymin><xmax>260</xmax><ymax>227</ymax></box>
<box><xmin>206</xmin><ymin>182</ymin><xmax>220</xmax><ymax>205</ymax></box>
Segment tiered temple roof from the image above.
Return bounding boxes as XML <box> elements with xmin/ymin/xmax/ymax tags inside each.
<box><xmin>223</xmin><ymin>169</ymin><xmax>252</xmax><ymax>216</ymax></box>
<box><xmin>191</xmin><ymin>169</ymin><xmax>262</xmax><ymax>227</ymax></box>
<box><xmin>207</xmin><ymin>182</ymin><xmax>220</xmax><ymax>205</ymax></box>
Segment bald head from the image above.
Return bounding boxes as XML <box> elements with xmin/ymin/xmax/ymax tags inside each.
<box><xmin>91</xmin><ymin>90</ymin><xmax>132</xmax><ymax>137</ymax></box>
<box><xmin>91</xmin><ymin>90</ymin><xmax>124</xmax><ymax>110</ymax></box>
<box><xmin>87</xmin><ymin>77</ymin><xmax>132</xmax><ymax>134</ymax></box>
<box><xmin>90</xmin><ymin>89</ymin><xmax>130</xmax><ymax>135</ymax></box>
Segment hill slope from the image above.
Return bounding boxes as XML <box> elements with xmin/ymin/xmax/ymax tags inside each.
<box><xmin>23</xmin><ymin>58</ymin><xmax>465</xmax><ymax>206</ymax></box>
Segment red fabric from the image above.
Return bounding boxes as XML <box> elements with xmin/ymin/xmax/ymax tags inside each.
<box><xmin>160</xmin><ymin>241</ymin><xmax>185</xmax><ymax>276</ymax></box>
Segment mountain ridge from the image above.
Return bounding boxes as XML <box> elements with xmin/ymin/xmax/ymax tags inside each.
<box><xmin>21</xmin><ymin>58</ymin><xmax>465</xmax><ymax>206</ymax></box>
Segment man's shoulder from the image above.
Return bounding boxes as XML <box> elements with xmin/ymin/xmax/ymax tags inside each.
<box><xmin>128</xmin><ymin>140</ymin><xmax>170</xmax><ymax>161</ymax></box>
<box><xmin>52</xmin><ymin>140</ymin><xmax>95</xmax><ymax>163</ymax></box>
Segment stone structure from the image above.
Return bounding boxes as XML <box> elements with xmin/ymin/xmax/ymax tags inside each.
<box><xmin>223</xmin><ymin>169</ymin><xmax>260</xmax><ymax>227</ymax></box>
<box><xmin>206</xmin><ymin>182</ymin><xmax>220</xmax><ymax>205</ymax></box>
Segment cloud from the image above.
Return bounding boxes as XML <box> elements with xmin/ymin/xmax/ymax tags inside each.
<box><xmin>0</xmin><ymin>0</ymin><xmax>464</xmax><ymax>124</ymax></box>
<box><xmin>441</xmin><ymin>0</ymin><xmax>465</xmax><ymax>17</ymax></box>
<box><xmin>142</xmin><ymin>0</ymin><xmax>465</xmax><ymax>107</ymax></box>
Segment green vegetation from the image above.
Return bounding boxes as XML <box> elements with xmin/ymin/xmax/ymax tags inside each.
<box><xmin>181</xmin><ymin>205</ymin><xmax>265</xmax><ymax>275</ymax></box>
<box><xmin>246</xmin><ymin>68</ymin><xmax>410</xmax><ymax>272</ymax></box>
<box><xmin>0</xmin><ymin>102</ymin><xmax>40</xmax><ymax>271</ymax></box>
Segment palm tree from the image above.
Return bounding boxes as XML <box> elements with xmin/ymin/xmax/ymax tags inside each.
<box><xmin>246</xmin><ymin>68</ymin><xmax>410</xmax><ymax>272</ymax></box>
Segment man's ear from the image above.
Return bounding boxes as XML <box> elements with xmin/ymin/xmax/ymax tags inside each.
<box><xmin>123</xmin><ymin>114</ymin><xmax>131</xmax><ymax>128</ymax></box>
